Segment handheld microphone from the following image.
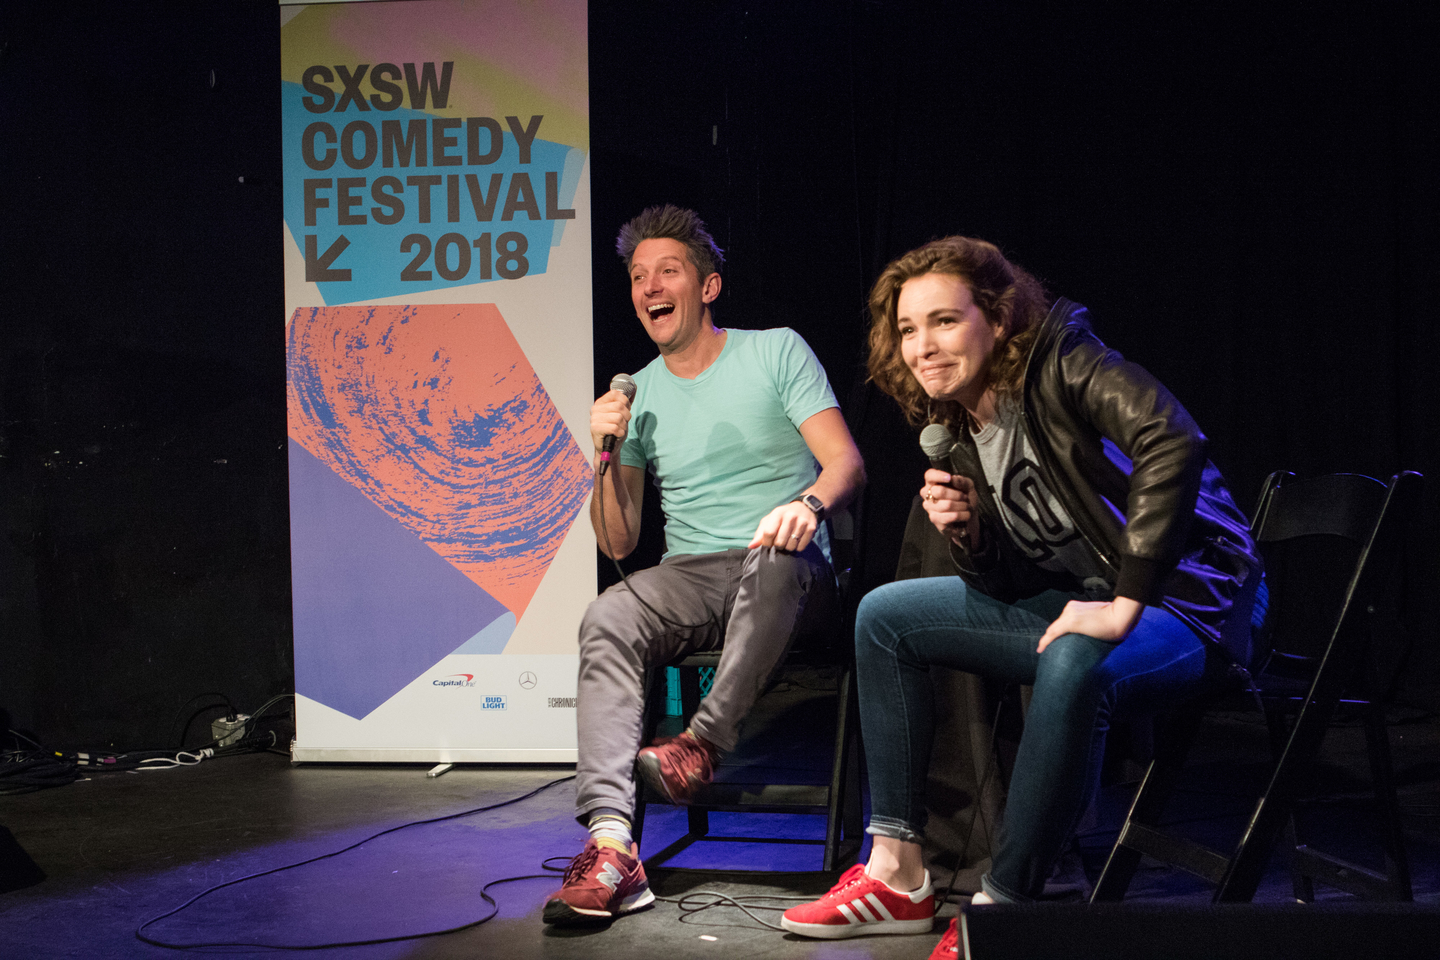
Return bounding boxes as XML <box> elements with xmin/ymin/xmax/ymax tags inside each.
<box><xmin>919</xmin><ymin>423</ymin><xmax>956</xmax><ymax>473</ymax></box>
<box><xmin>920</xmin><ymin>423</ymin><xmax>981</xmax><ymax>550</ymax></box>
<box><xmin>598</xmin><ymin>373</ymin><xmax>636</xmax><ymax>476</ymax></box>
<box><xmin>919</xmin><ymin>423</ymin><xmax>959</xmax><ymax>510</ymax></box>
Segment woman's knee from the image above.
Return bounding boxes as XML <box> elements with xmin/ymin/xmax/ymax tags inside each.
<box><xmin>1034</xmin><ymin>633</ymin><xmax>1113</xmax><ymax>704</ymax></box>
<box><xmin>856</xmin><ymin>579</ymin><xmax>937</xmax><ymax>628</ymax></box>
<box><xmin>854</xmin><ymin>586</ymin><xmax>906</xmax><ymax>658</ymax></box>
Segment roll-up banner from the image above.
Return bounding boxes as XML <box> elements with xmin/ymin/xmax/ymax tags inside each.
<box><xmin>281</xmin><ymin>0</ymin><xmax>592</xmax><ymax>762</ymax></box>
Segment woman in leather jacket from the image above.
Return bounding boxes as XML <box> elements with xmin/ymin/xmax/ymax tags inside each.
<box><xmin>783</xmin><ymin>236</ymin><xmax>1262</xmax><ymax>949</ymax></box>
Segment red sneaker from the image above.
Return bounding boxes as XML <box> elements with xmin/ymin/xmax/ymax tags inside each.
<box><xmin>781</xmin><ymin>863</ymin><xmax>936</xmax><ymax>939</ymax></box>
<box><xmin>929</xmin><ymin>917</ymin><xmax>959</xmax><ymax>958</ymax></box>
<box><xmin>542</xmin><ymin>839</ymin><xmax>654</xmax><ymax>925</ymax></box>
<box><xmin>635</xmin><ymin>730</ymin><xmax>720</xmax><ymax>804</ymax></box>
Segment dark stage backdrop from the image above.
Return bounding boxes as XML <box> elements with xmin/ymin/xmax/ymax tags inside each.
<box><xmin>2</xmin><ymin>1</ymin><xmax>1436</xmax><ymax>752</ymax></box>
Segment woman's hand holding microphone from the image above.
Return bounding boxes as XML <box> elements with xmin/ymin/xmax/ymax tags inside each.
<box><xmin>921</xmin><ymin>469</ymin><xmax>984</xmax><ymax>552</ymax></box>
<box><xmin>918</xmin><ymin>423</ymin><xmax>984</xmax><ymax>552</ymax></box>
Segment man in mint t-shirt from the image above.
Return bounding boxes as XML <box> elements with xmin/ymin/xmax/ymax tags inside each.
<box><xmin>543</xmin><ymin>206</ymin><xmax>866</xmax><ymax>926</ymax></box>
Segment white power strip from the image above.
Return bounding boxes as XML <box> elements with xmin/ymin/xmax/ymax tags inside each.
<box><xmin>211</xmin><ymin>714</ymin><xmax>251</xmax><ymax>747</ymax></box>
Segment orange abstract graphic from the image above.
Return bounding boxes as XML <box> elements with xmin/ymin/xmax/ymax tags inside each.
<box><xmin>287</xmin><ymin>304</ymin><xmax>591</xmax><ymax>617</ymax></box>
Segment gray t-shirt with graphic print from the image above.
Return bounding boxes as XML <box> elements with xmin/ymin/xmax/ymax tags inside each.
<box><xmin>970</xmin><ymin>399</ymin><xmax>1108</xmax><ymax>587</ymax></box>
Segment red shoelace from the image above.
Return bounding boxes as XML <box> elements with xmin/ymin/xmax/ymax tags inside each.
<box><xmin>562</xmin><ymin>844</ymin><xmax>602</xmax><ymax>884</ymax></box>
<box><xmin>660</xmin><ymin>733</ymin><xmax>713</xmax><ymax>773</ymax></box>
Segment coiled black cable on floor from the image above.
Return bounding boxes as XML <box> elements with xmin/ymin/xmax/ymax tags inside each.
<box><xmin>655</xmin><ymin>890</ymin><xmax>814</xmax><ymax>931</ymax></box>
<box><xmin>134</xmin><ymin>774</ymin><xmax>576</xmax><ymax>950</ymax></box>
<box><xmin>1</xmin><ymin>728</ymin><xmax>83</xmax><ymax>795</ymax></box>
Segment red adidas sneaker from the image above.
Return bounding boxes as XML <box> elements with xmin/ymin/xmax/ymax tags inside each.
<box><xmin>930</xmin><ymin>917</ymin><xmax>960</xmax><ymax>958</ymax></box>
<box><xmin>781</xmin><ymin>863</ymin><xmax>936</xmax><ymax>939</ymax></box>
<box><xmin>542</xmin><ymin>839</ymin><xmax>654</xmax><ymax>925</ymax></box>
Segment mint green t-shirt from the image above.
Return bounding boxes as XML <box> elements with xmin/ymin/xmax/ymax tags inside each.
<box><xmin>619</xmin><ymin>327</ymin><xmax>838</xmax><ymax>559</ymax></box>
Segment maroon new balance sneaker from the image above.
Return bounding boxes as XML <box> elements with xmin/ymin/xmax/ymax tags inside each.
<box><xmin>781</xmin><ymin>862</ymin><xmax>936</xmax><ymax>939</ymax></box>
<box><xmin>635</xmin><ymin>730</ymin><xmax>720</xmax><ymax>804</ymax></box>
<box><xmin>542</xmin><ymin>839</ymin><xmax>654</xmax><ymax>925</ymax></box>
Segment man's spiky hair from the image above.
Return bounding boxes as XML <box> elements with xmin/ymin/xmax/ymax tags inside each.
<box><xmin>615</xmin><ymin>204</ymin><xmax>725</xmax><ymax>278</ymax></box>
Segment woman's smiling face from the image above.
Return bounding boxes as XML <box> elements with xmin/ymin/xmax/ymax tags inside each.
<box><xmin>896</xmin><ymin>272</ymin><xmax>1000</xmax><ymax>409</ymax></box>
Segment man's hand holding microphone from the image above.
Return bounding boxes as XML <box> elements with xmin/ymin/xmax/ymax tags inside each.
<box><xmin>592</xmin><ymin>374</ymin><xmax>636</xmax><ymax>475</ymax></box>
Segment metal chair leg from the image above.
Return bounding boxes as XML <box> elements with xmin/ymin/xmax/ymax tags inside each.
<box><xmin>1364</xmin><ymin>700</ymin><xmax>1413</xmax><ymax>900</ymax></box>
<box><xmin>1216</xmin><ymin>689</ymin><xmax>1343</xmax><ymax>901</ymax></box>
<box><xmin>823</xmin><ymin>663</ymin><xmax>857</xmax><ymax>870</ymax></box>
<box><xmin>1092</xmin><ymin>705</ymin><xmax>1206</xmax><ymax>902</ymax></box>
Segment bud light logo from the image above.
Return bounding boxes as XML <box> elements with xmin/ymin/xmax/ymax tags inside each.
<box><xmin>482</xmin><ymin>695</ymin><xmax>507</xmax><ymax>711</ymax></box>
<box><xmin>433</xmin><ymin>673</ymin><xmax>476</xmax><ymax>688</ymax></box>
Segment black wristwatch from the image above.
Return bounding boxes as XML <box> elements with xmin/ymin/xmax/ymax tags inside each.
<box><xmin>792</xmin><ymin>493</ymin><xmax>827</xmax><ymax>522</ymax></box>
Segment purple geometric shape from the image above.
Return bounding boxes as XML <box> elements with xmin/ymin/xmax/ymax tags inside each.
<box><xmin>450</xmin><ymin>611</ymin><xmax>517</xmax><ymax>655</ymax></box>
<box><xmin>288</xmin><ymin>440</ymin><xmax>510</xmax><ymax>720</ymax></box>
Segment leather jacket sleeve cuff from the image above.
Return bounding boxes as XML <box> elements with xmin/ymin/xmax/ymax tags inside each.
<box><xmin>1115</xmin><ymin>554</ymin><xmax>1168</xmax><ymax>606</ymax></box>
<box><xmin>949</xmin><ymin>529</ymin><xmax>1000</xmax><ymax>576</ymax></box>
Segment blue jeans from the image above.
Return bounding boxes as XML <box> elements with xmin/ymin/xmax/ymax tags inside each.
<box><xmin>857</xmin><ymin>578</ymin><xmax>1219</xmax><ymax>902</ymax></box>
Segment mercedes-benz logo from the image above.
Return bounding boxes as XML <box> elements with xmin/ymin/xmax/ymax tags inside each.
<box><xmin>518</xmin><ymin>671</ymin><xmax>537</xmax><ymax>689</ymax></box>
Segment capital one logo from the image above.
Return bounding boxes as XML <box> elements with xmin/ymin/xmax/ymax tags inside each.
<box><xmin>432</xmin><ymin>673</ymin><xmax>476</xmax><ymax>688</ymax></box>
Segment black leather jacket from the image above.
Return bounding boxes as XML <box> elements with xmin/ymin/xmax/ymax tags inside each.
<box><xmin>947</xmin><ymin>299</ymin><xmax>1262</xmax><ymax>665</ymax></box>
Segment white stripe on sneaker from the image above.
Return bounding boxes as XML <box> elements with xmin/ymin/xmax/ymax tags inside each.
<box><xmin>837</xmin><ymin>904</ymin><xmax>859</xmax><ymax>924</ymax></box>
<box><xmin>849</xmin><ymin>899</ymin><xmax>877</xmax><ymax>922</ymax></box>
<box><xmin>865</xmin><ymin>893</ymin><xmax>896</xmax><ymax>921</ymax></box>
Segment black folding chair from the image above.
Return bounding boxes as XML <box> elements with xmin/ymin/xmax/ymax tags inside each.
<box><xmin>1091</xmin><ymin>470</ymin><xmax>1423</xmax><ymax>903</ymax></box>
<box><xmin>631</xmin><ymin>511</ymin><xmax>864</xmax><ymax>872</ymax></box>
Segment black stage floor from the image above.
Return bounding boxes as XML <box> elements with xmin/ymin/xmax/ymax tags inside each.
<box><xmin>4</xmin><ymin>686</ymin><xmax>1438</xmax><ymax>959</ymax></box>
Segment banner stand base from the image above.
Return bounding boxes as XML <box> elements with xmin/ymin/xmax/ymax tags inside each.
<box><xmin>289</xmin><ymin>745</ymin><xmax>579</xmax><ymax>764</ymax></box>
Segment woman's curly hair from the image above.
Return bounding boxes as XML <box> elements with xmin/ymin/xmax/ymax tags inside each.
<box><xmin>867</xmin><ymin>236</ymin><xmax>1051</xmax><ymax>431</ymax></box>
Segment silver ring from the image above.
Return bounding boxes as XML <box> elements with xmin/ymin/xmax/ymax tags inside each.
<box><xmin>789</xmin><ymin>534</ymin><xmax>800</xmax><ymax>540</ymax></box>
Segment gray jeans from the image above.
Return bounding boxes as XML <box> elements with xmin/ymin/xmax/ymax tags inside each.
<box><xmin>574</xmin><ymin>545</ymin><xmax>834</xmax><ymax>822</ymax></box>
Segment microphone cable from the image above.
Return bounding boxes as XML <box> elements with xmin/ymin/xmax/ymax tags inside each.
<box><xmin>654</xmin><ymin>890</ymin><xmax>815</xmax><ymax>931</ymax></box>
<box><xmin>594</xmin><ymin>444</ymin><xmax>720</xmax><ymax>637</ymax></box>
<box><xmin>134</xmin><ymin>774</ymin><xmax>575</xmax><ymax>950</ymax></box>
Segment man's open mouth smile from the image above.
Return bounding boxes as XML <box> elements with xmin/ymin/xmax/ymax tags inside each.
<box><xmin>647</xmin><ymin>302</ymin><xmax>675</xmax><ymax>319</ymax></box>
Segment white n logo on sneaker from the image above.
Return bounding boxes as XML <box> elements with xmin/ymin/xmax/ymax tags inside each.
<box><xmin>596</xmin><ymin>862</ymin><xmax>623</xmax><ymax>892</ymax></box>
